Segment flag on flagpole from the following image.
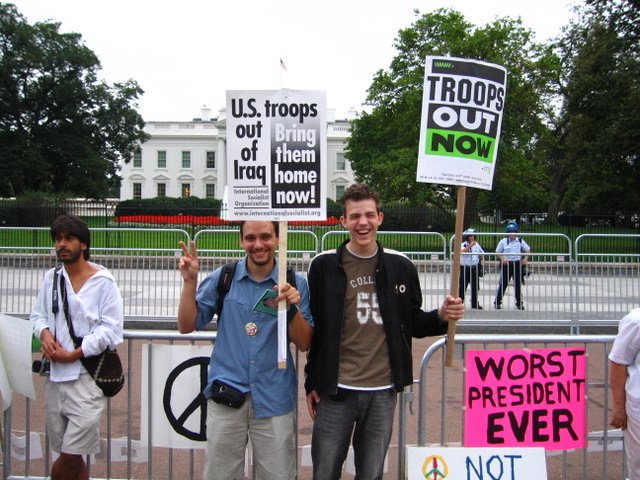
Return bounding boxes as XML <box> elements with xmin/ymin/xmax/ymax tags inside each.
<box><xmin>280</xmin><ymin>58</ymin><xmax>287</xmax><ymax>71</ymax></box>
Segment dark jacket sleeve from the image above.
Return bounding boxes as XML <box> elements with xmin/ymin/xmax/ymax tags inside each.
<box><xmin>304</xmin><ymin>255</ymin><xmax>322</xmax><ymax>394</ymax></box>
<box><xmin>406</xmin><ymin>260</ymin><xmax>447</xmax><ymax>338</ymax></box>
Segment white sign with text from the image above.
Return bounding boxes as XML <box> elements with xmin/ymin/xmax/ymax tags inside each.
<box><xmin>407</xmin><ymin>446</ymin><xmax>547</xmax><ymax>480</ymax></box>
<box><xmin>226</xmin><ymin>89</ymin><xmax>327</xmax><ymax>221</ymax></box>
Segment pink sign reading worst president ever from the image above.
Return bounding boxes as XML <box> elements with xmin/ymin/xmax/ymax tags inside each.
<box><xmin>464</xmin><ymin>347</ymin><xmax>587</xmax><ymax>450</ymax></box>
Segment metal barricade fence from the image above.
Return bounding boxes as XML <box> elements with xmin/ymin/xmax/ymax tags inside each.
<box><xmin>2</xmin><ymin>227</ymin><xmax>639</xmax><ymax>325</ymax></box>
<box><xmin>404</xmin><ymin>334</ymin><xmax>624</xmax><ymax>480</ymax></box>
<box><xmin>450</xmin><ymin>233</ymin><xmax>576</xmax><ymax>329</ymax></box>
<box><xmin>575</xmin><ymin>234</ymin><xmax>640</xmax><ymax>326</ymax></box>
<box><xmin>3</xmin><ymin>331</ymin><xmax>218</xmax><ymax>480</ymax></box>
<box><xmin>3</xmin><ymin>227</ymin><xmax>640</xmax><ymax>479</ymax></box>
<box><xmin>0</xmin><ymin>228</ymin><xmax>191</xmax><ymax>319</ymax></box>
<box><xmin>3</xmin><ymin>333</ymin><xmax>630</xmax><ymax>480</ymax></box>
<box><xmin>90</xmin><ymin>229</ymin><xmax>191</xmax><ymax>321</ymax></box>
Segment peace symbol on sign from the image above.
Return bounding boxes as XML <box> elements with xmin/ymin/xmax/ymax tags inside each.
<box><xmin>162</xmin><ymin>356</ymin><xmax>209</xmax><ymax>442</ymax></box>
<box><xmin>422</xmin><ymin>454</ymin><xmax>449</xmax><ymax>479</ymax></box>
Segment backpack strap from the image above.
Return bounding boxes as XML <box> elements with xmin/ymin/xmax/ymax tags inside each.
<box><xmin>286</xmin><ymin>267</ymin><xmax>297</xmax><ymax>290</ymax></box>
<box><xmin>215</xmin><ymin>261</ymin><xmax>239</xmax><ymax>320</ymax></box>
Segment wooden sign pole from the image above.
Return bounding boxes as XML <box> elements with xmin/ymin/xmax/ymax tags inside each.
<box><xmin>446</xmin><ymin>186</ymin><xmax>466</xmax><ymax>367</ymax></box>
<box><xmin>277</xmin><ymin>220</ymin><xmax>288</xmax><ymax>369</ymax></box>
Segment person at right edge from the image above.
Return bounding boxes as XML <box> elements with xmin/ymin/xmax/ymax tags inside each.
<box><xmin>609</xmin><ymin>308</ymin><xmax>640</xmax><ymax>480</ymax></box>
<box><xmin>494</xmin><ymin>221</ymin><xmax>530</xmax><ymax>310</ymax></box>
<box><xmin>304</xmin><ymin>183</ymin><xmax>464</xmax><ymax>480</ymax></box>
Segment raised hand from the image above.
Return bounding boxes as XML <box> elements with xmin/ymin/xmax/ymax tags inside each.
<box><xmin>178</xmin><ymin>241</ymin><xmax>199</xmax><ymax>282</ymax></box>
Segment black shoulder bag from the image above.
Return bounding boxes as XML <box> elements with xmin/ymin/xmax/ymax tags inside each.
<box><xmin>55</xmin><ymin>268</ymin><xmax>125</xmax><ymax>397</ymax></box>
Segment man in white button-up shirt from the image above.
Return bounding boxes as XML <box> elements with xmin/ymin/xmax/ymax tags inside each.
<box><xmin>459</xmin><ymin>228</ymin><xmax>485</xmax><ymax>309</ymax></box>
<box><xmin>609</xmin><ymin>308</ymin><xmax>640</xmax><ymax>480</ymax></box>
<box><xmin>31</xmin><ymin>215</ymin><xmax>123</xmax><ymax>480</ymax></box>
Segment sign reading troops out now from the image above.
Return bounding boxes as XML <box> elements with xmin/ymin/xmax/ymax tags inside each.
<box><xmin>226</xmin><ymin>89</ymin><xmax>327</xmax><ymax>221</ymax></box>
<box><xmin>417</xmin><ymin>56</ymin><xmax>507</xmax><ymax>190</ymax></box>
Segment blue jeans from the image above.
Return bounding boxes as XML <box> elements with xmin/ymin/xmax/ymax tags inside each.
<box><xmin>311</xmin><ymin>389</ymin><xmax>397</xmax><ymax>480</ymax></box>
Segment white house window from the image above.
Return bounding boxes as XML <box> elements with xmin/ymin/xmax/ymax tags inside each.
<box><xmin>335</xmin><ymin>184</ymin><xmax>346</xmax><ymax>200</ymax></box>
<box><xmin>181</xmin><ymin>183</ymin><xmax>191</xmax><ymax>198</ymax></box>
<box><xmin>157</xmin><ymin>183</ymin><xmax>166</xmax><ymax>197</ymax></box>
<box><xmin>336</xmin><ymin>152</ymin><xmax>346</xmax><ymax>171</ymax></box>
<box><xmin>182</xmin><ymin>151</ymin><xmax>191</xmax><ymax>169</ymax></box>
<box><xmin>205</xmin><ymin>183</ymin><xmax>215</xmax><ymax>198</ymax></box>
<box><xmin>133</xmin><ymin>183</ymin><xmax>142</xmax><ymax>199</ymax></box>
<box><xmin>206</xmin><ymin>151</ymin><xmax>216</xmax><ymax>169</ymax></box>
<box><xmin>157</xmin><ymin>151</ymin><xmax>167</xmax><ymax>168</ymax></box>
<box><xmin>133</xmin><ymin>149</ymin><xmax>142</xmax><ymax>168</ymax></box>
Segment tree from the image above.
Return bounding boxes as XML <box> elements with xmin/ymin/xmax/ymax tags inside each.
<box><xmin>347</xmin><ymin>9</ymin><xmax>560</xmax><ymax>225</ymax></box>
<box><xmin>550</xmin><ymin>0</ymin><xmax>640</xmax><ymax>213</ymax></box>
<box><xmin>0</xmin><ymin>4</ymin><xmax>149</xmax><ymax>199</ymax></box>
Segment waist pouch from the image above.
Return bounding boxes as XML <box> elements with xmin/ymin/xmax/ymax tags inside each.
<box><xmin>210</xmin><ymin>379</ymin><xmax>246</xmax><ymax>408</ymax></box>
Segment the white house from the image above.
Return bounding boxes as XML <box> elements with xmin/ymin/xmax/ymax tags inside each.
<box><xmin>119</xmin><ymin>106</ymin><xmax>356</xmax><ymax>201</ymax></box>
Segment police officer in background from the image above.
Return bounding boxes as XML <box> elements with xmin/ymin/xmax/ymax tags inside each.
<box><xmin>494</xmin><ymin>222</ymin><xmax>531</xmax><ymax>310</ymax></box>
<box><xmin>459</xmin><ymin>228</ymin><xmax>484</xmax><ymax>309</ymax></box>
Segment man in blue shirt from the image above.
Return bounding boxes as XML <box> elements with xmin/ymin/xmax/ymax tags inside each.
<box><xmin>494</xmin><ymin>222</ymin><xmax>531</xmax><ymax>310</ymax></box>
<box><xmin>177</xmin><ymin>221</ymin><xmax>313</xmax><ymax>480</ymax></box>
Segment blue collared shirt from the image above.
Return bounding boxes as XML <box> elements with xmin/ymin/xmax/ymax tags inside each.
<box><xmin>195</xmin><ymin>258</ymin><xmax>313</xmax><ymax>418</ymax></box>
<box><xmin>496</xmin><ymin>236</ymin><xmax>531</xmax><ymax>262</ymax></box>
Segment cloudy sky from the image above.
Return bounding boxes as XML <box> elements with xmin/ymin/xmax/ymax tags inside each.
<box><xmin>10</xmin><ymin>0</ymin><xmax>576</xmax><ymax>121</ymax></box>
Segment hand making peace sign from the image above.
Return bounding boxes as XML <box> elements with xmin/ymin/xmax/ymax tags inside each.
<box><xmin>178</xmin><ymin>240</ymin><xmax>199</xmax><ymax>282</ymax></box>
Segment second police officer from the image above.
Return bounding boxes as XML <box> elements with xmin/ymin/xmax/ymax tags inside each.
<box><xmin>494</xmin><ymin>222</ymin><xmax>531</xmax><ymax>310</ymax></box>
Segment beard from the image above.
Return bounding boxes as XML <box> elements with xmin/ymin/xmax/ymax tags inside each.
<box><xmin>248</xmin><ymin>250</ymin><xmax>275</xmax><ymax>268</ymax></box>
<box><xmin>56</xmin><ymin>248</ymin><xmax>83</xmax><ymax>264</ymax></box>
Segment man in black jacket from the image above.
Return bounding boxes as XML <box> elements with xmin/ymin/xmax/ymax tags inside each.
<box><xmin>304</xmin><ymin>184</ymin><xmax>464</xmax><ymax>480</ymax></box>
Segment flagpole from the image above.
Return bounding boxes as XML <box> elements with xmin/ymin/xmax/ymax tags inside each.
<box><xmin>279</xmin><ymin>58</ymin><xmax>287</xmax><ymax>89</ymax></box>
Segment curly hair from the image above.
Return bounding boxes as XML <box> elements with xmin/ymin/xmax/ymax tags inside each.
<box><xmin>340</xmin><ymin>184</ymin><xmax>381</xmax><ymax>213</ymax></box>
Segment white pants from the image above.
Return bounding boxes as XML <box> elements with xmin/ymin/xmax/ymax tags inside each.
<box><xmin>203</xmin><ymin>395</ymin><xmax>295</xmax><ymax>480</ymax></box>
<box><xmin>45</xmin><ymin>373</ymin><xmax>105</xmax><ymax>455</ymax></box>
<box><xmin>626</xmin><ymin>414</ymin><xmax>640</xmax><ymax>480</ymax></box>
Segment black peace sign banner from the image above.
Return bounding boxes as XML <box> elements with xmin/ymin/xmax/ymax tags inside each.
<box><xmin>141</xmin><ymin>344</ymin><xmax>213</xmax><ymax>449</ymax></box>
<box><xmin>163</xmin><ymin>356</ymin><xmax>209</xmax><ymax>441</ymax></box>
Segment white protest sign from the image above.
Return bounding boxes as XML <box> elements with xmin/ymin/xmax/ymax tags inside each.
<box><xmin>226</xmin><ymin>89</ymin><xmax>327</xmax><ymax>221</ymax></box>
<box><xmin>107</xmin><ymin>437</ymin><xmax>148</xmax><ymax>463</ymax></box>
<box><xmin>10</xmin><ymin>431</ymin><xmax>43</xmax><ymax>460</ymax></box>
<box><xmin>141</xmin><ymin>344</ymin><xmax>212</xmax><ymax>449</ymax></box>
<box><xmin>417</xmin><ymin>56</ymin><xmax>507</xmax><ymax>190</ymax></box>
<box><xmin>406</xmin><ymin>446</ymin><xmax>547</xmax><ymax>480</ymax></box>
<box><xmin>0</xmin><ymin>313</ymin><xmax>36</xmax><ymax>410</ymax></box>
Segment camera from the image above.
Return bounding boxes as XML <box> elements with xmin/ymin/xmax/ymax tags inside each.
<box><xmin>32</xmin><ymin>358</ymin><xmax>50</xmax><ymax>376</ymax></box>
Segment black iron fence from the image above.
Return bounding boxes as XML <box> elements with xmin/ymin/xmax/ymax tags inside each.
<box><xmin>1</xmin><ymin>198</ymin><xmax>639</xmax><ymax>254</ymax></box>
